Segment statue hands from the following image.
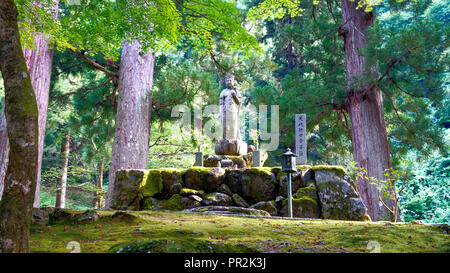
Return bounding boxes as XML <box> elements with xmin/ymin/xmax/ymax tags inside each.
<box><xmin>231</xmin><ymin>88</ymin><xmax>242</xmax><ymax>105</ymax></box>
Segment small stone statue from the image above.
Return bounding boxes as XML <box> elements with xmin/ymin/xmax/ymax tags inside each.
<box><xmin>220</xmin><ymin>72</ymin><xmax>242</xmax><ymax>140</ymax></box>
<box><xmin>215</xmin><ymin>71</ymin><xmax>247</xmax><ymax>156</ymax></box>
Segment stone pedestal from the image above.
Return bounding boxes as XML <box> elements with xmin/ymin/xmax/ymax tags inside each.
<box><xmin>203</xmin><ymin>151</ymin><xmax>268</xmax><ymax>168</ymax></box>
<box><xmin>252</xmin><ymin>150</ymin><xmax>261</xmax><ymax>167</ymax></box>
<box><xmin>214</xmin><ymin>139</ymin><xmax>247</xmax><ymax>156</ymax></box>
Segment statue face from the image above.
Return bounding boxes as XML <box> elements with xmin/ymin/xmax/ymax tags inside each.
<box><xmin>226</xmin><ymin>77</ymin><xmax>234</xmax><ymax>88</ymax></box>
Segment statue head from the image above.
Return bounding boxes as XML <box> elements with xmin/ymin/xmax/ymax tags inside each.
<box><xmin>225</xmin><ymin>71</ymin><xmax>234</xmax><ymax>89</ymax></box>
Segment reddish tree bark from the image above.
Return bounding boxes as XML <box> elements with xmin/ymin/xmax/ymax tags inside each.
<box><xmin>340</xmin><ymin>0</ymin><xmax>395</xmax><ymax>221</ymax></box>
<box><xmin>0</xmin><ymin>0</ymin><xmax>39</xmax><ymax>252</ymax></box>
<box><xmin>24</xmin><ymin>32</ymin><xmax>56</xmax><ymax>207</ymax></box>
<box><xmin>0</xmin><ymin>0</ymin><xmax>58</xmax><ymax>207</ymax></box>
<box><xmin>0</xmin><ymin>108</ymin><xmax>8</xmax><ymax>201</ymax></box>
<box><xmin>55</xmin><ymin>132</ymin><xmax>70</xmax><ymax>208</ymax></box>
<box><xmin>105</xmin><ymin>40</ymin><xmax>154</xmax><ymax>209</ymax></box>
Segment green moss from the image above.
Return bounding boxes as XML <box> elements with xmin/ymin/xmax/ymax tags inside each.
<box><xmin>292</xmin><ymin>195</ymin><xmax>318</xmax><ymax>206</ymax></box>
<box><xmin>362</xmin><ymin>214</ymin><xmax>372</xmax><ymax>222</ymax></box>
<box><xmin>139</xmin><ymin>170</ymin><xmax>163</xmax><ymax>198</ymax></box>
<box><xmin>296</xmin><ymin>165</ymin><xmax>313</xmax><ymax>171</ymax></box>
<box><xmin>291</xmin><ymin>186</ymin><xmax>319</xmax><ymax>207</ymax></box>
<box><xmin>141</xmin><ymin>197</ymin><xmax>162</xmax><ymax>210</ymax></box>
<box><xmin>159</xmin><ymin>168</ymin><xmax>181</xmax><ymax>173</ymax></box>
<box><xmin>311</xmin><ymin>165</ymin><xmax>347</xmax><ymax>177</ymax></box>
<box><xmin>30</xmin><ymin>209</ymin><xmax>450</xmax><ymax>253</ymax></box>
<box><xmin>293</xmin><ymin>187</ymin><xmax>317</xmax><ymax>200</ymax></box>
<box><xmin>180</xmin><ymin>188</ymin><xmax>205</xmax><ymax>197</ymax></box>
<box><xmin>49</xmin><ymin>209</ymin><xmax>85</xmax><ymax>225</ymax></box>
<box><xmin>246</xmin><ymin>167</ymin><xmax>274</xmax><ymax>176</ymax></box>
<box><xmin>160</xmin><ymin>194</ymin><xmax>182</xmax><ymax>210</ymax></box>
<box><xmin>159</xmin><ymin>168</ymin><xmax>182</xmax><ymax>180</ymax></box>
<box><xmin>270</xmin><ymin>167</ymin><xmax>282</xmax><ymax>174</ymax></box>
<box><xmin>109</xmin><ymin>238</ymin><xmax>258</xmax><ymax>253</ymax></box>
<box><xmin>184</xmin><ymin>167</ymin><xmax>214</xmax><ymax>174</ymax></box>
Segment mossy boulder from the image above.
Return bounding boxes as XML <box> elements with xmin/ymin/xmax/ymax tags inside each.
<box><xmin>225</xmin><ymin>169</ymin><xmax>244</xmax><ymax>194</ymax></box>
<box><xmin>312</xmin><ymin>165</ymin><xmax>346</xmax><ymax>178</ymax></box>
<box><xmin>185</xmin><ymin>206</ymin><xmax>271</xmax><ymax>217</ymax></box>
<box><xmin>141</xmin><ymin>194</ymin><xmax>183</xmax><ymax>211</ymax></box>
<box><xmin>280</xmin><ymin>187</ymin><xmax>320</xmax><ymax>218</ymax></box>
<box><xmin>138</xmin><ymin>169</ymin><xmax>164</xmax><ymax>199</ymax></box>
<box><xmin>270</xmin><ymin>167</ymin><xmax>282</xmax><ymax>176</ymax></box>
<box><xmin>77</xmin><ymin>210</ymin><xmax>100</xmax><ymax>223</ymax></box>
<box><xmin>49</xmin><ymin>208</ymin><xmax>82</xmax><ymax>224</ymax></box>
<box><xmin>160</xmin><ymin>194</ymin><xmax>183</xmax><ymax>210</ymax></box>
<box><xmin>157</xmin><ymin>168</ymin><xmax>182</xmax><ymax>199</ymax></box>
<box><xmin>109</xmin><ymin>238</ymin><xmax>258</xmax><ymax>253</ymax></box>
<box><xmin>183</xmin><ymin>167</ymin><xmax>226</xmax><ymax>193</ymax></box>
<box><xmin>232</xmin><ymin>193</ymin><xmax>249</xmax><ymax>208</ymax></box>
<box><xmin>218</xmin><ymin>183</ymin><xmax>233</xmax><ymax>196</ymax></box>
<box><xmin>227</xmin><ymin>168</ymin><xmax>277</xmax><ymax>204</ymax></box>
<box><xmin>181</xmin><ymin>195</ymin><xmax>203</xmax><ymax>209</ymax></box>
<box><xmin>141</xmin><ymin>197</ymin><xmax>162</xmax><ymax>210</ymax></box>
<box><xmin>111</xmin><ymin>211</ymin><xmax>138</xmax><ymax>222</ymax></box>
<box><xmin>111</xmin><ymin>169</ymin><xmax>148</xmax><ymax>210</ymax></box>
<box><xmin>314</xmin><ymin>169</ymin><xmax>367</xmax><ymax>221</ymax></box>
<box><xmin>278</xmin><ymin>166</ymin><xmax>314</xmax><ymax>197</ymax></box>
<box><xmin>180</xmin><ymin>188</ymin><xmax>205</xmax><ymax>198</ymax></box>
<box><xmin>294</xmin><ymin>186</ymin><xmax>318</xmax><ymax>200</ymax></box>
<box><xmin>201</xmin><ymin>192</ymin><xmax>233</xmax><ymax>206</ymax></box>
<box><xmin>32</xmin><ymin>207</ymin><xmax>54</xmax><ymax>226</ymax></box>
<box><xmin>250</xmin><ymin>201</ymin><xmax>278</xmax><ymax>216</ymax></box>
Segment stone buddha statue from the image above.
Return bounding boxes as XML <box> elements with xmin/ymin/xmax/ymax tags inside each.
<box><xmin>215</xmin><ymin>72</ymin><xmax>247</xmax><ymax>156</ymax></box>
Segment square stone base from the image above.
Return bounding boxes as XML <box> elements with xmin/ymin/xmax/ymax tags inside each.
<box><xmin>214</xmin><ymin>139</ymin><xmax>247</xmax><ymax>156</ymax></box>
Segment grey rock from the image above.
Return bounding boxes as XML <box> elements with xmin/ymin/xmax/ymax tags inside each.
<box><xmin>78</xmin><ymin>210</ymin><xmax>100</xmax><ymax>223</ymax></box>
<box><xmin>32</xmin><ymin>207</ymin><xmax>53</xmax><ymax>226</ymax></box>
<box><xmin>181</xmin><ymin>195</ymin><xmax>202</xmax><ymax>209</ymax></box>
<box><xmin>201</xmin><ymin>192</ymin><xmax>233</xmax><ymax>206</ymax></box>
<box><xmin>183</xmin><ymin>167</ymin><xmax>226</xmax><ymax>193</ymax></box>
<box><xmin>314</xmin><ymin>170</ymin><xmax>367</xmax><ymax>221</ymax></box>
<box><xmin>250</xmin><ymin>201</ymin><xmax>278</xmax><ymax>216</ymax></box>
<box><xmin>111</xmin><ymin>169</ymin><xmax>147</xmax><ymax>210</ymax></box>
<box><xmin>184</xmin><ymin>206</ymin><xmax>271</xmax><ymax>217</ymax></box>
<box><xmin>218</xmin><ymin>183</ymin><xmax>233</xmax><ymax>196</ymax></box>
<box><xmin>232</xmin><ymin>193</ymin><xmax>249</xmax><ymax>208</ymax></box>
<box><xmin>227</xmin><ymin>168</ymin><xmax>277</xmax><ymax>204</ymax></box>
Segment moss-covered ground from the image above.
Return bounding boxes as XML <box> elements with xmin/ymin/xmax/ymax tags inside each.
<box><xmin>30</xmin><ymin>210</ymin><xmax>449</xmax><ymax>253</ymax></box>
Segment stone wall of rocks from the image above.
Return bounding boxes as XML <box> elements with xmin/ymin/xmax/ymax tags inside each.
<box><xmin>111</xmin><ymin>166</ymin><xmax>371</xmax><ymax>221</ymax></box>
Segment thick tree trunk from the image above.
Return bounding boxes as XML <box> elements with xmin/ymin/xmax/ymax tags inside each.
<box><xmin>0</xmin><ymin>0</ymin><xmax>58</xmax><ymax>207</ymax></box>
<box><xmin>24</xmin><ymin>25</ymin><xmax>57</xmax><ymax>208</ymax></box>
<box><xmin>340</xmin><ymin>0</ymin><xmax>395</xmax><ymax>221</ymax></box>
<box><xmin>0</xmin><ymin>108</ymin><xmax>9</xmax><ymax>201</ymax></box>
<box><xmin>105</xmin><ymin>40</ymin><xmax>154</xmax><ymax>209</ymax></box>
<box><xmin>55</xmin><ymin>133</ymin><xmax>70</xmax><ymax>208</ymax></box>
<box><xmin>0</xmin><ymin>0</ymin><xmax>40</xmax><ymax>252</ymax></box>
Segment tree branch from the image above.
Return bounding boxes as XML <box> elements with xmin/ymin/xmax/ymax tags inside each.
<box><xmin>70</xmin><ymin>49</ymin><xmax>118</xmax><ymax>77</ymax></box>
<box><xmin>55</xmin><ymin>76</ymin><xmax>114</xmax><ymax>99</ymax></box>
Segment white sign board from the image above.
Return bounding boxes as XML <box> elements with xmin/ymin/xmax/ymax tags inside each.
<box><xmin>295</xmin><ymin>114</ymin><xmax>307</xmax><ymax>165</ymax></box>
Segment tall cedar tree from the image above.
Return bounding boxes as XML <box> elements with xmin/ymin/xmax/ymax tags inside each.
<box><xmin>340</xmin><ymin>0</ymin><xmax>394</xmax><ymax>220</ymax></box>
<box><xmin>0</xmin><ymin>0</ymin><xmax>58</xmax><ymax>206</ymax></box>
<box><xmin>105</xmin><ymin>41</ymin><xmax>154</xmax><ymax>208</ymax></box>
<box><xmin>0</xmin><ymin>0</ymin><xmax>39</xmax><ymax>252</ymax></box>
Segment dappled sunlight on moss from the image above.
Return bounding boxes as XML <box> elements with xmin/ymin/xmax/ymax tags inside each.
<box><xmin>30</xmin><ymin>210</ymin><xmax>449</xmax><ymax>253</ymax></box>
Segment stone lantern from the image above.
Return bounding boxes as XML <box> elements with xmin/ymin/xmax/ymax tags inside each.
<box><xmin>281</xmin><ymin>148</ymin><xmax>298</xmax><ymax>218</ymax></box>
